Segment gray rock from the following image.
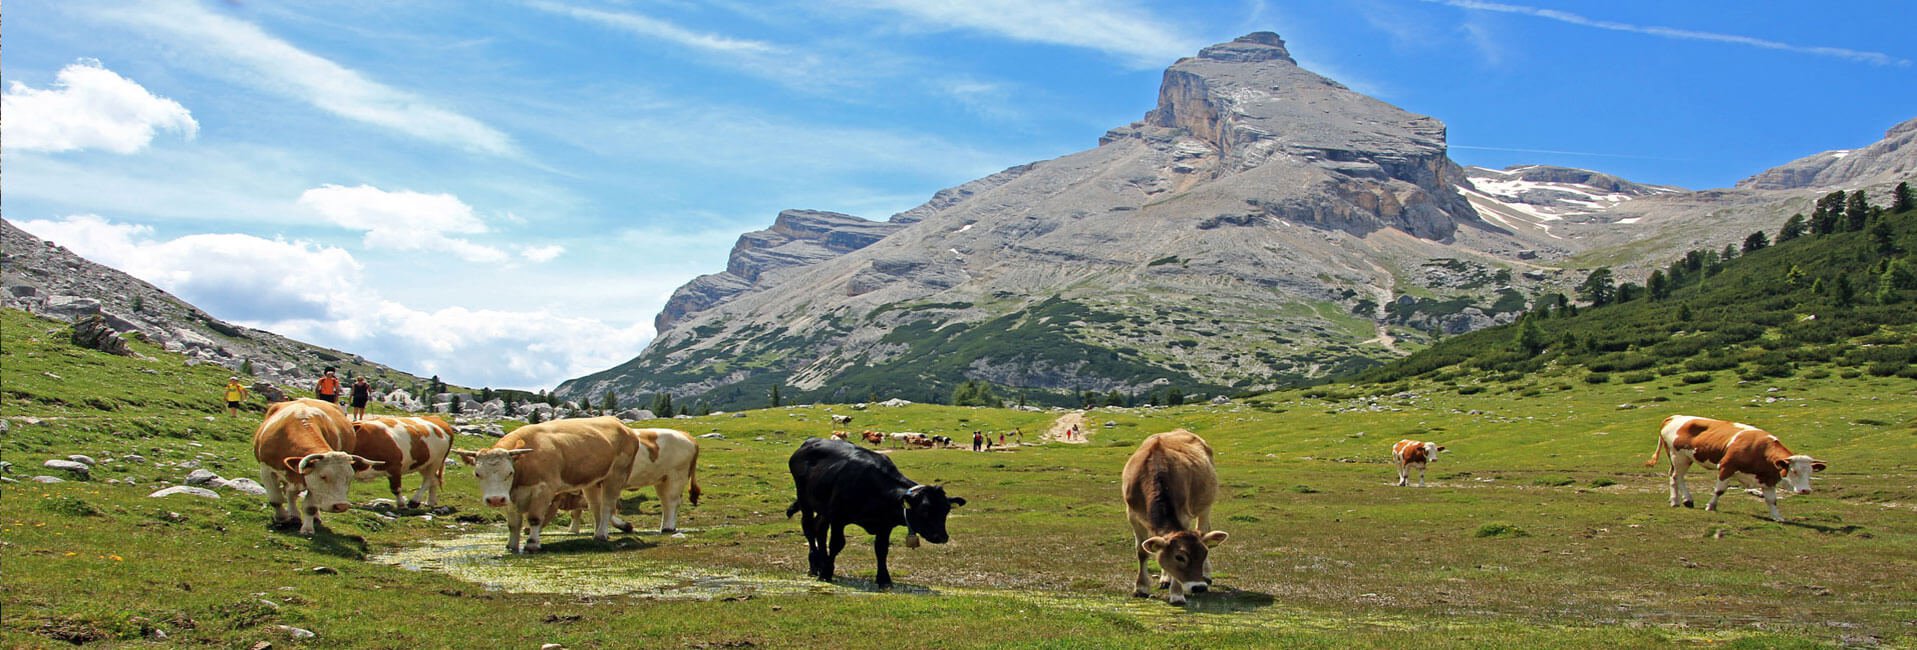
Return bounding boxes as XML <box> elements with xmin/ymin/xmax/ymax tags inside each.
<box><xmin>698</xmin><ymin>433</ymin><xmax>726</xmax><ymax>439</ymax></box>
<box><xmin>183</xmin><ymin>469</ymin><xmax>223</xmax><ymax>486</ymax></box>
<box><xmin>43</xmin><ymin>459</ymin><xmax>90</xmax><ymax>479</ymax></box>
<box><xmin>66</xmin><ymin>455</ymin><xmax>98</xmax><ymax>466</ymax></box>
<box><xmin>70</xmin><ymin>313</ymin><xmax>134</xmax><ymax>356</ymax></box>
<box><xmin>124</xmin><ymin>454</ymin><xmax>147</xmax><ymax>463</ymax></box>
<box><xmin>32</xmin><ymin>475</ymin><xmax>65</xmax><ymax>483</ymax></box>
<box><xmin>221</xmin><ymin>478</ymin><xmax>268</xmax><ymax>495</ymax></box>
<box><xmin>148</xmin><ymin>486</ymin><xmax>220</xmax><ymax>499</ymax></box>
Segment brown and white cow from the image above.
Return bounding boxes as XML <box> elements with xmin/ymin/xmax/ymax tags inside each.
<box><xmin>1646</xmin><ymin>415</ymin><xmax>1828</xmax><ymax>522</ymax></box>
<box><xmin>862</xmin><ymin>430</ymin><xmax>885</xmax><ymax>446</ymax></box>
<box><xmin>830</xmin><ymin>414</ymin><xmax>854</xmax><ymax>426</ymax></box>
<box><xmin>1392</xmin><ymin>439</ymin><xmax>1446</xmax><ymax>487</ymax></box>
<box><xmin>253</xmin><ymin>398</ymin><xmax>381</xmax><ymax>536</ymax></box>
<box><xmin>350</xmin><ymin>415</ymin><xmax>454</xmax><ymax>508</ymax></box>
<box><xmin>1121</xmin><ymin>429</ymin><xmax>1228</xmax><ymax>605</ymax></box>
<box><xmin>453</xmin><ymin>416</ymin><xmax>638</xmax><ymax>553</ymax></box>
<box><xmin>830</xmin><ymin>430</ymin><xmax>850</xmax><ymax>441</ymax></box>
<box><xmin>621</xmin><ymin>428</ymin><xmax>704</xmax><ymax>534</ymax></box>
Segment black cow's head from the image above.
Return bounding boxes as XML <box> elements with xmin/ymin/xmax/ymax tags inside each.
<box><xmin>902</xmin><ymin>484</ymin><xmax>965</xmax><ymax>544</ymax></box>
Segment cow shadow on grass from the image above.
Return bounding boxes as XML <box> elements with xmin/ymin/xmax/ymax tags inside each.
<box><xmin>1176</xmin><ymin>587</ymin><xmax>1277</xmax><ymax>614</ymax></box>
<box><xmin>526</xmin><ymin>536</ymin><xmax>659</xmax><ymax>555</ymax></box>
<box><xmin>266</xmin><ymin>519</ymin><xmax>371</xmax><ymax>559</ymax></box>
<box><xmin>1773</xmin><ymin>518</ymin><xmax>1867</xmax><ymax>535</ymax></box>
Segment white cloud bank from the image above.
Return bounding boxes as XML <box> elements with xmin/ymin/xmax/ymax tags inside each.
<box><xmin>298</xmin><ymin>184</ymin><xmax>511</xmax><ymax>263</ymax></box>
<box><xmin>15</xmin><ymin>216</ymin><xmax>647</xmax><ymax>390</ymax></box>
<box><xmin>855</xmin><ymin>0</ymin><xmax>1200</xmax><ymax>68</ymax></box>
<box><xmin>2</xmin><ymin>59</ymin><xmax>199</xmax><ymax>154</ymax></box>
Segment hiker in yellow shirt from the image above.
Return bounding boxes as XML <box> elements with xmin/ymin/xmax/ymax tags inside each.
<box><xmin>224</xmin><ymin>376</ymin><xmax>249</xmax><ymax>416</ymax></box>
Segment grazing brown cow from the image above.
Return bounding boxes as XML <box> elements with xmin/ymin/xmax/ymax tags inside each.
<box><xmin>1392</xmin><ymin>439</ymin><xmax>1446</xmax><ymax>487</ymax></box>
<box><xmin>1646</xmin><ymin>415</ymin><xmax>1828</xmax><ymax>522</ymax></box>
<box><xmin>831</xmin><ymin>430</ymin><xmax>851</xmax><ymax>441</ymax></box>
<box><xmin>454</xmin><ymin>416</ymin><xmax>638</xmax><ymax>553</ymax></box>
<box><xmin>253</xmin><ymin>398</ymin><xmax>380</xmax><ymax>536</ymax></box>
<box><xmin>622</xmin><ymin>428</ymin><xmax>704</xmax><ymax>534</ymax></box>
<box><xmin>862</xmin><ymin>430</ymin><xmax>885</xmax><ymax>446</ymax></box>
<box><xmin>350</xmin><ymin>415</ymin><xmax>454</xmax><ymax>508</ymax></box>
<box><xmin>1121</xmin><ymin>429</ymin><xmax>1228</xmax><ymax>605</ymax></box>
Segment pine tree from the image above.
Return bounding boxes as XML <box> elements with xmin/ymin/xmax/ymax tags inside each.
<box><xmin>1514</xmin><ymin>315</ymin><xmax>1546</xmax><ymax>354</ymax></box>
<box><xmin>1743</xmin><ymin>230</ymin><xmax>1770</xmax><ymax>253</ymax></box>
<box><xmin>1894</xmin><ymin>181</ymin><xmax>1914</xmax><ymax>213</ymax></box>
<box><xmin>1846</xmin><ymin>191</ymin><xmax>1872</xmax><ymax>232</ymax></box>
<box><xmin>603</xmin><ymin>390</ymin><xmax>619</xmax><ymax>413</ymax></box>
<box><xmin>1616</xmin><ymin>282</ymin><xmax>1643</xmax><ymax>303</ymax></box>
<box><xmin>1872</xmin><ymin>219</ymin><xmax>1899</xmax><ymax>255</ymax></box>
<box><xmin>651</xmin><ymin>393</ymin><xmax>673</xmax><ymax>417</ymax></box>
<box><xmin>480</xmin><ymin>387</ymin><xmax>494</xmax><ymax>403</ymax></box>
<box><xmin>1577</xmin><ymin>267</ymin><xmax>1616</xmax><ymax>306</ymax></box>
<box><xmin>1786</xmin><ymin>264</ymin><xmax>1807</xmax><ymax>286</ymax></box>
<box><xmin>240</xmin><ymin>359</ymin><xmax>254</xmax><ymax>376</ymax></box>
<box><xmin>1647</xmin><ymin>270</ymin><xmax>1670</xmax><ymax>301</ymax></box>
<box><xmin>529</xmin><ymin>409</ymin><xmax>544</xmax><ymax>424</ymax></box>
<box><xmin>1778</xmin><ymin>214</ymin><xmax>1807</xmax><ymax>242</ymax></box>
<box><xmin>449</xmin><ymin>395</ymin><xmax>462</xmax><ymax>414</ymax></box>
<box><xmin>579</xmin><ymin>396</ymin><xmax>592</xmax><ymax>412</ymax></box>
<box><xmin>770</xmin><ymin>385</ymin><xmax>782</xmax><ymax>408</ymax></box>
<box><xmin>1835</xmin><ymin>275</ymin><xmax>1856</xmax><ymax>308</ymax></box>
<box><xmin>1167</xmin><ymin>388</ymin><xmax>1185</xmax><ymax>406</ymax></box>
<box><xmin>1721</xmin><ymin>243</ymin><xmax>1737</xmax><ymax>262</ymax></box>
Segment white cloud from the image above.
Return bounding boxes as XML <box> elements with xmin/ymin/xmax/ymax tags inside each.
<box><xmin>86</xmin><ymin>0</ymin><xmax>516</xmax><ymax>155</ymax></box>
<box><xmin>518</xmin><ymin>244</ymin><xmax>566</xmax><ymax>263</ymax></box>
<box><xmin>853</xmin><ymin>0</ymin><xmax>1200</xmax><ymax>68</ymax></box>
<box><xmin>13</xmin><ymin>215</ymin><xmax>651</xmax><ymax>389</ymax></box>
<box><xmin>298</xmin><ymin>184</ymin><xmax>510</xmax><ymax>263</ymax></box>
<box><xmin>1425</xmin><ymin>0</ymin><xmax>1910</xmax><ymax>66</ymax></box>
<box><xmin>2</xmin><ymin>59</ymin><xmax>198</xmax><ymax>154</ymax></box>
<box><xmin>524</xmin><ymin>1</ymin><xmax>779</xmax><ymax>54</ymax></box>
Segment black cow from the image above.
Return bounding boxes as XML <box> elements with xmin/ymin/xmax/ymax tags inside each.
<box><xmin>786</xmin><ymin>437</ymin><xmax>965</xmax><ymax>586</ymax></box>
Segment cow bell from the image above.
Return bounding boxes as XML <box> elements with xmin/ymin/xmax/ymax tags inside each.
<box><xmin>905</xmin><ymin>532</ymin><xmax>920</xmax><ymax>549</ymax></box>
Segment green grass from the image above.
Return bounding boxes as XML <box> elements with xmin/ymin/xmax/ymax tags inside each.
<box><xmin>4</xmin><ymin>308</ymin><xmax>1915</xmax><ymax>648</ymax></box>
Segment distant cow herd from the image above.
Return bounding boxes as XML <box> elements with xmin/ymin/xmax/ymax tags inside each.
<box><xmin>249</xmin><ymin>399</ymin><xmax>1828</xmax><ymax>604</ymax></box>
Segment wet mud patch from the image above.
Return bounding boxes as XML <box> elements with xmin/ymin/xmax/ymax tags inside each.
<box><xmin>375</xmin><ymin>530</ymin><xmax>850</xmax><ymax>600</ymax></box>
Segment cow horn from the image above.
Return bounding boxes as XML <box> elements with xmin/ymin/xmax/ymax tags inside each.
<box><xmin>296</xmin><ymin>453</ymin><xmax>327</xmax><ymax>473</ymax></box>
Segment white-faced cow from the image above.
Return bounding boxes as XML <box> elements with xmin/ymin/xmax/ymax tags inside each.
<box><xmin>786</xmin><ymin>437</ymin><xmax>965</xmax><ymax>587</ymax></box>
<box><xmin>1646</xmin><ymin>415</ymin><xmax>1828</xmax><ymax>522</ymax></box>
<box><xmin>253</xmin><ymin>398</ymin><xmax>381</xmax><ymax>536</ymax></box>
<box><xmin>454</xmin><ymin>416</ymin><xmax>638</xmax><ymax>553</ymax></box>
<box><xmin>350</xmin><ymin>415</ymin><xmax>454</xmax><ymax>508</ymax></box>
<box><xmin>1392</xmin><ymin>439</ymin><xmax>1446</xmax><ymax>487</ymax></box>
<box><xmin>831</xmin><ymin>414</ymin><xmax>854</xmax><ymax>426</ymax></box>
<box><xmin>1122</xmin><ymin>429</ymin><xmax>1227</xmax><ymax>605</ymax></box>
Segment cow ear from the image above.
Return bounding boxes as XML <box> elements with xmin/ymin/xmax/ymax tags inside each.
<box><xmin>453</xmin><ymin>450</ymin><xmax>480</xmax><ymax>465</ymax></box>
<box><xmin>1774</xmin><ymin>459</ymin><xmax>1791</xmax><ymax>472</ymax></box>
<box><xmin>1141</xmin><ymin>536</ymin><xmax>1168</xmax><ymax>553</ymax></box>
<box><xmin>1811</xmin><ymin>461</ymin><xmax>1828</xmax><ymax>472</ymax></box>
<box><xmin>294</xmin><ymin>453</ymin><xmax>325</xmax><ymax>474</ymax></box>
<box><xmin>1201</xmin><ymin>531</ymin><xmax>1229</xmax><ymax>548</ymax></box>
<box><xmin>948</xmin><ymin>497</ymin><xmax>966</xmax><ymax>507</ymax></box>
<box><xmin>1436</xmin><ymin>446</ymin><xmax>1447</xmax><ymax>452</ymax></box>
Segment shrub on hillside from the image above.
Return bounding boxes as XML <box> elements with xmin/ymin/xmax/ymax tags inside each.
<box><xmin>1584</xmin><ymin>373</ymin><xmax>1611</xmax><ymax>384</ymax></box>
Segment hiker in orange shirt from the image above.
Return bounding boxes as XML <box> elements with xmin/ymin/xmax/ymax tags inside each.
<box><xmin>315</xmin><ymin>368</ymin><xmax>341</xmax><ymax>404</ymax></box>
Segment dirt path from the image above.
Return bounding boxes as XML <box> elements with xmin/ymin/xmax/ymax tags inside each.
<box><xmin>1361</xmin><ymin>261</ymin><xmax>1403</xmax><ymax>354</ymax></box>
<box><xmin>1045</xmin><ymin>411</ymin><xmax>1090</xmax><ymax>444</ymax></box>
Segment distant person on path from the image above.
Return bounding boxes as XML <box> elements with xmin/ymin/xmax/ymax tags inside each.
<box><xmin>349</xmin><ymin>377</ymin><xmax>372</xmax><ymax>421</ymax></box>
<box><xmin>972</xmin><ymin>430</ymin><xmax>984</xmax><ymax>452</ymax></box>
<box><xmin>999</xmin><ymin>432</ymin><xmax>1006</xmax><ymax>446</ymax></box>
<box><xmin>1013</xmin><ymin>428</ymin><xmax>1023</xmax><ymax>444</ymax></box>
<box><xmin>224</xmin><ymin>376</ymin><xmax>249</xmax><ymax>416</ymax></box>
<box><xmin>315</xmin><ymin>368</ymin><xmax>341</xmax><ymax>404</ymax></box>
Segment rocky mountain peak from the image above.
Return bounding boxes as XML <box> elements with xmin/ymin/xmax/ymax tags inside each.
<box><xmin>1735</xmin><ymin>115</ymin><xmax>1917</xmax><ymax>191</ymax></box>
<box><xmin>1195</xmin><ymin>31</ymin><xmax>1294</xmax><ymax>64</ymax></box>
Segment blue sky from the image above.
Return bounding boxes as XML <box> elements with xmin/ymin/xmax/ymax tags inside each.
<box><xmin>4</xmin><ymin>0</ymin><xmax>1912</xmax><ymax>390</ymax></box>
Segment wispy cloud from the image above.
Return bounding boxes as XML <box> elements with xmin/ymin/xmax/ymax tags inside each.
<box><xmin>1426</xmin><ymin>0</ymin><xmax>1910</xmax><ymax>66</ymax></box>
<box><xmin>524</xmin><ymin>1</ymin><xmax>779</xmax><ymax>54</ymax></box>
<box><xmin>853</xmin><ymin>0</ymin><xmax>1200</xmax><ymax>68</ymax></box>
<box><xmin>86</xmin><ymin>0</ymin><xmax>518</xmax><ymax>155</ymax></box>
<box><xmin>2</xmin><ymin>59</ymin><xmax>198</xmax><ymax>154</ymax></box>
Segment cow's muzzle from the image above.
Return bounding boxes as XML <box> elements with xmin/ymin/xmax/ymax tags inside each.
<box><xmin>485</xmin><ymin>496</ymin><xmax>508</xmax><ymax>508</ymax></box>
<box><xmin>1794</xmin><ymin>488</ymin><xmax>1812</xmax><ymax>495</ymax></box>
<box><xmin>329</xmin><ymin>503</ymin><xmax>351</xmax><ymax>513</ymax></box>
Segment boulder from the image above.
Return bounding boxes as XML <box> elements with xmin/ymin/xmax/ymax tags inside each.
<box><xmin>220</xmin><ymin>478</ymin><xmax>268</xmax><ymax>495</ymax></box>
<box><xmin>70</xmin><ymin>314</ymin><xmax>134</xmax><ymax>356</ymax></box>
<box><xmin>43</xmin><ymin>459</ymin><xmax>91</xmax><ymax>479</ymax></box>
<box><xmin>183</xmin><ymin>469</ymin><xmax>224</xmax><ymax>486</ymax></box>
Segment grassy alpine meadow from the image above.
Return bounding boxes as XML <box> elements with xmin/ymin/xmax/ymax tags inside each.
<box><xmin>4</xmin><ymin>307</ymin><xmax>1916</xmax><ymax>648</ymax></box>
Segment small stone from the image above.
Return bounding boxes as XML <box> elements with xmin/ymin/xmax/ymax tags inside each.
<box><xmin>31</xmin><ymin>475</ymin><xmax>65</xmax><ymax>483</ymax></box>
<box><xmin>148</xmin><ymin>486</ymin><xmax>220</xmax><ymax>499</ymax></box>
<box><xmin>248</xmin><ymin>642</ymin><xmax>273</xmax><ymax>650</ymax></box>
<box><xmin>273</xmin><ymin>625</ymin><xmax>314</xmax><ymax>639</ymax></box>
<box><xmin>124</xmin><ymin>454</ymin><xmax>148</xmax><ymax>464</ymax></box>
<box><xmin>542</xmin><ymin>644</ymin><xmax>565</xmax><ymax>650</ymax></box>
<box><xmin>370</xmin><ymin>498</ymin><xmax>399</xmax><ymax>511</ymax></box>
<box><xmin>184</xmin><ymin>469</ymin><xmax>223</xmax><ymax>486</ymax></box>
<box><xmin>67</xmin><ymin>455</ymin><xmax>98</xmax><ymax>466</ymax></box>
<box><xmin>311</xmin><ymin>566</ymin><xmax>338</xmax><ymax>575</ymax></box>
<box><xmin>698</xmin><ymin>433</ymin><xmax>726</xmax><ymax>439</ymax></box>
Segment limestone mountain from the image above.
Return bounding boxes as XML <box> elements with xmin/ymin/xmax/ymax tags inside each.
<box><xmin>560</xmin><ymin>33</ymin><xmax>1559</xmax><ymax>408</ymax></box>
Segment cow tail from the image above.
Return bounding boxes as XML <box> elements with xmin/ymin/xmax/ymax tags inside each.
<box><xmin>1644</xmin><ymin>436</ymin><xmax>1667</xmax><ymax>468</ymax></box>
<box><xmin>785</xmin><ymin>501</ymin><xmax>800</xmax><ymax>518</ymax></box>
<box><xmin>686</xmin><ymin>442</ymin><xmax>702</xmax><ymax>507</ymax></box>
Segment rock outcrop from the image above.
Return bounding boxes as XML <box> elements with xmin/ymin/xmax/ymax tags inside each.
<box><xmin>1737</xmin><ymin>118</ymin><xmax>1917</xmax><ymax>190</ymax></box>
<box><xmin>655</xmin><ymin>210</ymin><xmax>905</xmax><ymax>333</ymax></box>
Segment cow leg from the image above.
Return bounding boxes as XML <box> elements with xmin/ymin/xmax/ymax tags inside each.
<box><xmin>1704</xmin><ymin>474</ymin><xmax>1733</xmax><ymax>513</ymax></box>
<box><xmin>260</xmin><ymin>466</ymin><xmax>294</xmax><ymax>526</ymax></box>
<box><xmin>658</xmin><ymin>478</ymin><xmax>682</xmax><ymax>534</ymax></box>
<box><xmin>1395</xmin><ymin>461</ymin><xmax>1408</xmax><ymax>487</ymax></box>
<box><xmin>505</xmin><ymin>506</ymin><xmax>524</xmax><ymax>553</ymax></box>
<box><xmin>297</xmin><ymin>488</ymin><xmax>320</xmax><ymax>536</ymax></box>
<box><xmin>873</xmin><ymin>529</ymin><xmax>893</xmax><ymax>587</ymax></box>
<box><xmin>1763</xmin><ymin>484</ymin><xmax>1785</xmax><ymax>522</ymax></box>
<box><xmin>1669</xmin><ymin>454</ymin><xmax>1694</xmax><ymax>508</ymax></box>
<box><xmin>1193</xmin><ymin>510</ymin><xmax>1214</xmax><ymax>592</ymax></box>
<box><xmin>819</xmin><ymin>523</ymin><xmax>849</xmax><ymax>583</ymax></box>
<box><xmin>801</xmin><ymin>510</ymin><xmax>826</xmax><ymax>577</ymax></box>
<box><xmin>388</xmin><ymin>473</ymin><xmax>406</xmax><ymax>508</ymax></box>
<box><xmin>1130</xmin><ymin>522</ymin><xmax>1154</xmax><ymax>598</ymax></box>
<box><xmin>588</xmin><ymin>482</ymin><xmax>619</xmax><ymax>542</ymax></box>
<box><xmin>1417</xmin><ymin>462</ymin><xmax>1428</xmax><ymax>488</ymax></box>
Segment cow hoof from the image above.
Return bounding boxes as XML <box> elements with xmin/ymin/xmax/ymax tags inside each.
<box><xmin>1133</xmin><ymin>589</ymin><xmax>1152</xmax><ymax>598</ymax></box>
<box><xmin>1683</xmin><ymin>500</ymin><xmax>1694</xmax><ymax>508</ymax></box>
<box><xmin>660</xmin><ymin>528</ymin><xmax>677</xmax><ymax>535</ymax></box>
<box><xmin>405</xmin><ymin>500</ymin><xmax>421</xmax><ymax>509</ymax></box>
<box><xmin>615</xmin><ymin>522</ymin><xmax>635</xmax><ymax>534</ymax></box>
<box><xmin>1190</xmin><ymin>583</ymin><xmax>1208</xmax><ymax>594</ymax></box>
<box><xmin>1167</xmin><ymin>597</ymin><xmax>1187</xmax><ymax>606</ymax></box>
